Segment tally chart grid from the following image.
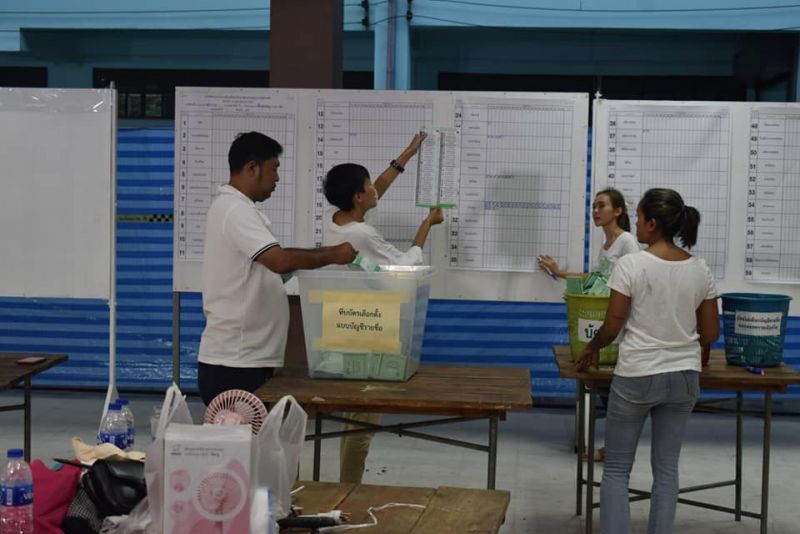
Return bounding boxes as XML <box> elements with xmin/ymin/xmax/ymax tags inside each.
<box><xmin>607</xmin><ymin>108</ymin><xmax>730</xmax><ymax>279</ymax></box>
<box><xmin>314</xmin><ymin>99</ymin><xmax>433</xmax><ymax>252</ymax></box>
<box><xmin>747</xmin><ymin>110</ymin><xmax>800</xmax><ymax>282</ymax></box>
<box><xmin>178</xmin><ymin>111</ymin><xmax>295</xmax><ymax>261</ymax></box>
<box><xmin>450</xmin><ymin>100</ymin><xmax>573</xmax><ymax>271</ymax></box>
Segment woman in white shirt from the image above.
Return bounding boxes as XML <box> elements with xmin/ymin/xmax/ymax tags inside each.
<box><xmin>541</xmin><ymin>188</ymin><xmax>638</xmax><ymax>461</ymax></box>
<box><xmin>538</xmin><ymin>188</ymin><xmax>639</xmax><ymax>278</ymax></box>
<box><xmin>576</xmin><ymin>188</ymin><xmax>720</xmax><ymax>534</ymax></box>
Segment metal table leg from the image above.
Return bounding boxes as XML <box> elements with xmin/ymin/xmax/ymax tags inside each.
<box><xmin>735</xmin><ymin>391</ymin><xmax>743</xmax><ymax>521</ymax></box>
<box><xmin>488</xmin><ymin>415</ymin><xmax>498</xmax><ymax>490</ymax></box>
<box><xmin>761</xmin><ymin>392</ymin><xmax>772</xmax><ymax>534</ymax></box>
<box><xmin>313</xmin><ymin>414</ymin><xmax>323</xmax><ymax>481</ymax></box>
<box><xmin>585</xmin><ymin>386</ymin><xmax>596</xmax><ymax>534</ymax></box>
<box><xmin>172</xmin><ymin>292</ymin><xmax>181</xmax><ymax>387</ymax></box>
<box><xmin>576</xmin><ymin>380</ymin><xmax>585</xmax><ymax>516</ymax></box>
<box><xmin>24</xmin><ymin>377</ymin><xmax>31</xmax><ymax>463</ymax></box>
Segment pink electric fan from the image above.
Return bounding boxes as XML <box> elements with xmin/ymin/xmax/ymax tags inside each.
<box><xmin>203</xmin><ymin>389</ymin><xmax>268</xmax><ymax>434</ymax></box>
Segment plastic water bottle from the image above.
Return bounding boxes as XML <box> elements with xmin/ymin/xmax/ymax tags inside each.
<box><xmin>117</xmin><ymin>398</ymin><xmax>135</xmax><ymax>448</ymax></box>
<box><xmin>0</xmin><ymin>448</ymin><xmax>33</xmax><ymax>534</ymax></box>
<box><xmin>98</xmin><ymin>403</ymin><xmax>128</xmax><ymax>450</ymax></box>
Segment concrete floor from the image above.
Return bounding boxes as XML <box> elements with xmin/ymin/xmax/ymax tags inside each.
<box><xmin>0</xmin><ymin>389</ymin><xmax>798</xmax><ymax>533</ymax></box>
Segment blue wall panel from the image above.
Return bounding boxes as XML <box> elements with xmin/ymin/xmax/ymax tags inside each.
<box><xmin>0</xmin><ymin>126</ymin><xmax>798</xmax><ymax>402</ymax></box>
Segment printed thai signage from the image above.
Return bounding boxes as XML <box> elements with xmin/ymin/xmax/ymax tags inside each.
<box><xmin>734</xmin><ymin>311</ymin><xmax>782</xmax><ymax>337</ymax></box>
<box><xmin>313</xmin><ymin>290</ymin><xmax>408</xmax><ymax>353</ymax></box>
<box><xmin>578</xmin><ymin>318</ymin><xmax>603</xmax><ymax>343</ymax></box>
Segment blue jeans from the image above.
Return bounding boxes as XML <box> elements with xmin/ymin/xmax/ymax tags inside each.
<box><xmin>600</xmin><ymin>370</ymin><xmax>699</xmax><ymax>534</ymax></box>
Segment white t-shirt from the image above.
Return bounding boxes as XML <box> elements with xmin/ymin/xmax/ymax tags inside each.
<box><xmin>322</xmin><ymin>209</ymin><xmax>423</xmax><ymax>266</ymax></box>
<box><xmin>608</xmin><ymin>251</ymin><xmax>717</xmax><ymax>377</ymax></box>
<box><xmin>596</xmin><ymin>231</ymin><xmax>640</xmax><ymax>274</ymax></box>
<box><xmin>198</xmin><ymin>185</ymin><xmax>289</xmax><ymax>368</ymax></box>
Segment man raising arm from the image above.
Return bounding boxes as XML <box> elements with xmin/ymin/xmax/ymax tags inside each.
<box><xmin>321</xmin><ymin>132</ymin><xmax>443</xmax><ymax>484</ymax></box>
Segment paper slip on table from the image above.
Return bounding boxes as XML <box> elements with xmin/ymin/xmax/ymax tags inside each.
<box><xmin>283</xmin><ymin>481</ymin><xmax>510</xmax><ymax>533</ymax></box>
<box><xmin>255</xmin><ymin>364</ymin><xmax>532</xmax><ymax>489</ymax></box>
<box><xmin>0</xmin><ymin>353</ymin><xmax>68</xmax><ymax>462</ymax></box>
<box><xmin>553</xmin><ymin>345</ymin><xmax>800</xmax><ymax>534</ymax></box>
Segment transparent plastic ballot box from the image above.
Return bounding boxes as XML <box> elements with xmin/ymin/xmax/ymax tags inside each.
<box><xmin>295</xmin><ymin>266</ymin><xmax>434</xmax><ymax>381</ymax></box>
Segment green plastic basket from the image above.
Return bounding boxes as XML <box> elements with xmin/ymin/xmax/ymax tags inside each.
<box><xmin>565</xmin><ymin>292</ymin><xmax>618</xmax><ymax>368</ymax></box>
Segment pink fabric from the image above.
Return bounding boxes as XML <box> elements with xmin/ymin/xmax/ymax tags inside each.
<box><xmin>31</xmin><ymin>460</ymin><xmax>81</xmax><ymax>534</ymax></box>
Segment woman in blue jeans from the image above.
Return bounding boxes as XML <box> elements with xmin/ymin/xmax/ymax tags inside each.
<box><xmin>576</xmin><ymin>188</ymin><xmax>720</xmax><ymax>534</ymax></box>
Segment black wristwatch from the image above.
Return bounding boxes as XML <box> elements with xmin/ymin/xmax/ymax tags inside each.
<box><xmin>389</xmin><ymin>159</ymin><xmax>405</xmax><ymax>173</ymax></box>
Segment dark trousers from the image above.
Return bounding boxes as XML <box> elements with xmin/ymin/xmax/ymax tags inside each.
<box><xmin>198</xmin><ymin>362</ymin><xmax>274</xmax><ymax>406</ymax></box>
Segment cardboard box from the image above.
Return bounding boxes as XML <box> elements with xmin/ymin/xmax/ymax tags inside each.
<box><xmin>164</xmin><ymin>424</ymin><xmax>252</xmax><ymax>534</ymax></box>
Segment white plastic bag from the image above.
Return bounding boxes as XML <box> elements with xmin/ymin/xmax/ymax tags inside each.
<box><xmin>143</xmin><ymin>383</ymin><xmax>193</xmax><ymax>534</ymax></box>
<box><xmin>254</xmin><ymin>395</ymin><xmax>307</xmax><ymax>519</ymax></box>
<box><xmin>250</xmin><ymin>487</ymin><xmax>279</xmax><ymax>534</ymax></box>
<box><xmin>109</xmin><ymin>496</ymin><xmax>150</xmax><ymax>534</ymax></box>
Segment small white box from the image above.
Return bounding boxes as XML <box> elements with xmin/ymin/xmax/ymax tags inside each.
<box><xmin>164</xmin><ymin>424</ymin><xmax>252</xmax><ymax>534</ymax></box>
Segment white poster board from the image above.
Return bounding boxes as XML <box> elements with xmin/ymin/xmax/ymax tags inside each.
<box><xmin>744</xmin><ymin>104</ymin><xmax>800</xmax><ymax>285</ymax></box>
<box><xmin>310</xmin><ymin>91</ymin><xmax>445</xmax><ymax>254</ymax></box>
<box><xmin>442</xmin><ymin>92</ymin><xmax>589</xmax><ymax>300</ymax></box>
<box><xmin>173</xmin><ymin>87</ymin><xmax>299</xmax><ymax>292</ymax></box>
<box><xmin>0</xmin><ymin>88</ymin><xmax>115</xmax><ymax>299</ymax></box>
<box><xmin>592</xmin><ymin>99</ymin><xmax>800</xmax><ymax>314</ymax></box>
<box><xmin>592</xmin><ymin>100</ymin><xmax>733</xmax><ymax>279</ymax></box>
<box><xmin>172</xmin><ymin>88</ymin><xmax>589</xmax><ymax>302</ymax></box>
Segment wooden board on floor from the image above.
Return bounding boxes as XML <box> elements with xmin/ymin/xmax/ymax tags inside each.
<box><xmin>287</xmin><ymin>482</ymin><xmax>510</xmax><ymax>533</ymax></box>
<box><xmin>338</xmin><ymin>484</ymin><xmax>434</xmax><ymax>534</ymax></box>
<box><xmin>412</xmin><ymin>486</ymin><xmax>510</xmax><ymax>534</ymax></box>
<box><xmin>291</xmin><ymin>481</ymin><xmax>355</xmax><ymax>514</ymax></box>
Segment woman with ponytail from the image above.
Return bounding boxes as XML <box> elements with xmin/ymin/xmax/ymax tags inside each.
<box><xmin>575</xmin><ymin>188</ymin><xmax>720</xmax><ymax>534</ymax></box>
<box><xmin>538</xmin><ymin>188</ymin><xmax>639</xmax><ymax>279</ymax></box>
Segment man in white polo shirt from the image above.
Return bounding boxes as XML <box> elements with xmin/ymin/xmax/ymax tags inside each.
<box><xmin>198</xmin><ymin>132</ymin><xmax>356</xmax><ymax>405</ymax></box>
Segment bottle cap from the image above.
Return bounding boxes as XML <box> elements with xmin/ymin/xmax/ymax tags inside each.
<box><xmin>108</xmin><ymin>402</ymin><xmax>120</xmax><ymax>410</ymax></box>
<box><xmin>117</xmin><ymin>398</ymin><xmax>129</xmax><ymax>406</ymax></box>
<box><xmin>7</xmin><ymin>449</ymin><xmax>23</xmax><ymax>458</ymax></box>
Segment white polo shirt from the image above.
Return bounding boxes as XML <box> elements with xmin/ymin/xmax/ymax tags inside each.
<box><xmin>322</xmin><ymin>209</ymin><xmax>423</xmax><ymax>266</ymax></box>
<box><xmin>198</xmin><ymin>185</ymin><xmax>289</xmax><ymax>368</ymax></box>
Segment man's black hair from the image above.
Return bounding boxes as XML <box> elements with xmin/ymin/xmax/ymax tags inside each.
<box><xmin>228</xmin><ymin>132</ymin><xmax>283</xmax><ymax>173</ymax></box>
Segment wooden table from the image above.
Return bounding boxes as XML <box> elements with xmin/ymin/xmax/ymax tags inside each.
<box><xmin>284</xmin><ymin>481</ymin><xmax>510</xmax><ymax>533</ymax></box>
<box><xmin>553</xmin><ymin>345</ymin><xmax>800</xmax><ymax>534</ymax></box>
<box><xmin>0</xmin><ymin>353</ymin><xmax>68</xmax><ymax>462</ymax></box>
<box><xmin>255</xmin><ymin>364</ymin><xmax>532</xmax><ymax>489</ymax></box>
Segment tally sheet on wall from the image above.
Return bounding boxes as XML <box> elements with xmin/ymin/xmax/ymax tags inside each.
<box><xmin>448</xmin><ymin>95</ymin><xmax>583</xmax><ymax>272</ymax></box>
<box><xmin>593</xmin><ymin>100</ymin><xmax>732</xmax><ymax>280</ymax></box>
<box><xmin>746</xmin><ymin>105</ymin><xmax>800</xmax><ymax>284</ymax></box>
<box><xmin>592</xmin><ymin>99</ymin><xmax>800</xmax><ymax>314</ymax></box>
<box><xmin>311</xmin><ymin>93</ymin><xmax>435</xmax><ymax>254</ymax></box>
<box><xmin>174</xmin><ymin>88</ymin><xmax>298</xmax><ymax>262</ymax></box>
<box><xmin>172</xmin><ymin>88</ymin><xmax>589</xmax><ymax>301</ymax></box>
